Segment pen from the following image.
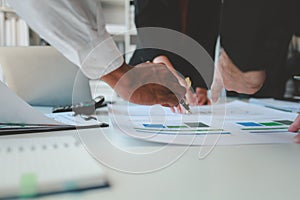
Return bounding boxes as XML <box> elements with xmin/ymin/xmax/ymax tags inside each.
<box><xmin>179</xmin><ymin>99</ymin><xmax>191</xmax><ymax>114</ymax></box>
<box><xmin>179</xmin><ymin>77</ymin><xmax>192</xmax><ymax>114</ymax></box>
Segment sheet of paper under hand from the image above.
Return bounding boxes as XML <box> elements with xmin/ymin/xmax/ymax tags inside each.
<box><xmin>108</xmin><ymin>101</ymin><xmax>298</xmax><ymax>146</ymax></box>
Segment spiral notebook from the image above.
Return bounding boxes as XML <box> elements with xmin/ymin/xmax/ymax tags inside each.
<box><xmin>0</xmin><ymin>136</ymin><xmax>108</xmax><ymax>199</ymax></box>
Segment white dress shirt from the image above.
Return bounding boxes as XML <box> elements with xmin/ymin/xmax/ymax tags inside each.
<box><xmin>10</xmin><ymin>0</ymin><xmax>124</xmax><ymax>79</ymax></box>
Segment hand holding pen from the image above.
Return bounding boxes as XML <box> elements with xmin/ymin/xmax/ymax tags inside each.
<box><xmin>179</xmin><ymin>77</ymin><xmax>192</xmax><ymax>114</ymax></box>
<box><xmin>153</xmin><ymin>56</ymin><xmax>195</xmax><ymax>114</ymax></box>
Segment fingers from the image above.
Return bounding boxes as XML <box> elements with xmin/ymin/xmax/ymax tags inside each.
<box><xmin>153</xmin><ymin>56</ymin><xmax>211</xmax><ymax>108</ymax></box>
<box><xmin>152</xmin><ymin>63</ymin><xmax>186</xmax><ymax>103</ymax></box>
<box><xmin>294</xmin><ymin>134</ymin><xmax>300</xmax><ymax>144</ymax></box>
<box><xmin>170</xmin><ymin>107</ymin><xmax>176</xmax><ymax>113</ymax></box>
<box><xmin>111</xmin><ymin>62</ymin><xmax>185</xmax><ymax>107</ymax></box>
<box><xmin>176</xmin><ymin>104</ymin><xmax>184</xmax><ymax>114</ymax></box>
<box><xmin>288</xmin><ymin>115</ymin><xmax>300</xmax><ymax>143</ymax></box>
<box><xmin>152</xmin><ymin>56</ymin><xmax>187</xmax><ymax>107</ymax></box>
<box><xmin>160</xmin><ymin>87</ymin><xmax>185</xmax><ymax>107</ymax></box>
<box><xmin>197</xmin><ymin>96</ymin><xmax>209</xmax><ymax>105</ymax></box>
<box><xmin>289</xmin><ymin>115</ymin><xmax>300</xmax><ymax>132</ymax></box>
<box><xmin>195</xmin><ymin>88</ymin><xmax>210</xmax><ymax>105</ymax></box>
<box><xmin>185</xmin><ymin>89</ymin><xmax>197</xmax><ymax>106</ymax></box>
<box><xmin>161</xmin><ymin>81</ymin><xmax>186</xmax><ymax>106</ymax></box>
<box><xmin>142</xmin><ymin>62</ymin><xmax>186</xmax><ymax>106</ymax></box>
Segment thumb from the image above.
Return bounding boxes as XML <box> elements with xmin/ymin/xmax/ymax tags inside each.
<box><xmin>153</xmin><ymin>56</ymin><xmax>179</xmax><ymax>75</ymax></box>
<box><xmin>153</xmin><ymin>56</ymin><xmax>187</xmax><ymax>87</ymax></box>
<box><xmin>153</xmin><ymin>55</ymin><xmax>175</xmax><ymax>70</ymax></box>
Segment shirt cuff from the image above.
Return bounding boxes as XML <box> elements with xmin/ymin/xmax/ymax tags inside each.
<box><xmin>80</xmin><ymin>36</ymin><xmax>124</xmax><ymax>80</ymax></box>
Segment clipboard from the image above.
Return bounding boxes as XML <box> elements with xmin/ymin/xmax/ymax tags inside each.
<box><xmin>0</xmin><ymin>123</ymin><xmax>109</xmax><ymax>136</ymax></box>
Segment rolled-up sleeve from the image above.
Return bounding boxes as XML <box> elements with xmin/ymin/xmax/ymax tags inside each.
<box><xmin>10</xmin><ymin>0</ymin><xmax>124</xmax><ymax>79</ymax></box>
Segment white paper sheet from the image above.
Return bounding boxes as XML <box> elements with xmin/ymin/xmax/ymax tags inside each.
<box><xmin>249</xmin><ymin>98</ymin><xmax>300</xmax><ymax>113</ymax></box>
<box><xmin>0</xmin><ymin>81</ymin><xmax>61</xmax><ymax>125</ymax></box>
<box><xmin>45</xmin><ymin>112</ymin><xmax>100</xmax><ymax>126</ymax></box>
<box><xmin>0</xmin><ymin>81</ymin><xmax>105</xmax><ymax>130</ymax></box>
<box><xmin>108</xmin><ymin>101</ymin><xmax>298</xmax><ymax>145</ymax></box>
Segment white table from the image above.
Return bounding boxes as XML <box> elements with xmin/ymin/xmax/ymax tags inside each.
<box><xmin>4</xmin><ymin>112</ymin><xmax>300</xmax><ymax>200</ymax></box>
<box><xmin>3</xmin><ymin>82</ymin><xmax>300</xmax><ymax>200</ymax></box>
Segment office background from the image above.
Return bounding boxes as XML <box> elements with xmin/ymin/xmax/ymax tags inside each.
<box><xmin>1</xmin><ymin>0</ymin><xmax>300</xmax><ymax>99</ymax></box>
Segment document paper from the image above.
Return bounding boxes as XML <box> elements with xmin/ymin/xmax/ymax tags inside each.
<box><xmin>0</xmin><ymin>81</ymin><xmax>101</xmax><ymax>130</ymax></box>
<box><xmin>108</xmin><ymin>101</ymin><xmax>298</xmax><ymax>145</ymax></box>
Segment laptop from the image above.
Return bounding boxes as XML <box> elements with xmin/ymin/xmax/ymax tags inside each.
<box><xmin>0</xmin><ymin>46</ymin><xmax>92</xmax><ymax>106</ymax></box>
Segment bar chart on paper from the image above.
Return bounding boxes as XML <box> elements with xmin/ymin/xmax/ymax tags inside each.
<box><xmin>133</xmin><ymin>121</ymin><xmax>231</xmax><ymax>135</ymax></box>
<box><xmin>108</xmin><ymin>101</ymin><xmax>298</xmax><ymax>145</ymax></box>
<box><xmin>236</xmin><ymin>120</ymin><xmax>293</xmax><ymax>134</ymax></box>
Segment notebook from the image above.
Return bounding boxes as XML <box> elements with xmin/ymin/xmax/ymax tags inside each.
<box><xmin>0</xmin><ymin>136</ymin><xmax>108</xmax><ymax>199</ymax></box>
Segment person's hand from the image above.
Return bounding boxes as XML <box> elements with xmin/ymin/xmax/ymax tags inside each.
<box><xmin>183</xmin><ymin>87</ymin><xmax>210</xmax><ymax>106</ymax></box>
<box><xmin>101</xmin><ymin>62</ymin><xmax>185</xmax><ymax>107</ymax></box>
<box><xmin>211</xmin><ymin>50</ymin><xmax>266</xmax><ymax>103</ymax></box>
<box><xmin>288</xmin><ymin>115</ymin><xmax>300</xmax><ymax>143</ymax></box>
<box><xmin>194</xmin><ymin>87</ymin><xmax>210</xmax><ymax>105</ymax></box>
<box><xmin>153</xmin><ymin>55</ymin><xmax>210</xmax><ymax>113</ymax></box>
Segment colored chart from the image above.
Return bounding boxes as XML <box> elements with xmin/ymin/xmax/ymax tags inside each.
<box><xmin>137</xmin><ymin>122</ymin><xmax>231</xmax><ymax>135</ymax></box>
<box><xmin>236</xmin><ymin>120</ymin><xmax>293</xmax><ymax>133</ymax></box>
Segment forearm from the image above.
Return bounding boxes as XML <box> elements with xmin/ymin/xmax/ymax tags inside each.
<box><xmin>101</xmin><ymin>63</ymin><xmax>133</xmax><ymax>88</ymax></box>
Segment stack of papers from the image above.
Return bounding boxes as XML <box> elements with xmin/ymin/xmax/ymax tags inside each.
<box><xmin>0</xmin><ymin>81</ymin><xmax>106</xmax><ymax>135</ymax></box>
